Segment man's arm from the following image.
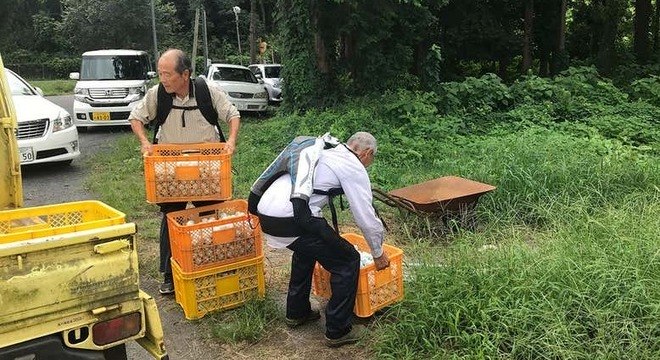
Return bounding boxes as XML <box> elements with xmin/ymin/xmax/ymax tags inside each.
<box><xmin>129</xmin><ymin>85</ymin><xmax>158</xmax><ymax>155</ymax></box>
<box><xmin>225</xmin><ymin>116</ymin><xmax>240</xmax><ymax>153</ymax></box>
<box><xmin>207</xmin><ymin>81</ymin><xmax>241</xmax><ymax>153</ymax></box>
<box><xmin>130</xmin><ymin>119</ymin><xmax>152</xmax><ymax>155</ymax></box>
<box><xmin>336</xmin><ymin>164</ymin><xmax>390</xmax><ymax>269</ymax></box>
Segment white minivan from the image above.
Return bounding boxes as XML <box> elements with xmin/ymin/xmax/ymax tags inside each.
<box><xmin>70</xmin><ymin>49</ymin><xmax>155</xmax><ymax>129</ymax></box>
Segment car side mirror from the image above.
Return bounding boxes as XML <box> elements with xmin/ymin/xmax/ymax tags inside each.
<box><xmin>147</xmin><ymin>71</ymin><xmax>157</xmax><ymax>79</ymax></box>
<box><xmin>35</xmin><ymin>87</ymin><xmax>44</xmax><ymax>96</ymax></box>
<box><xmin>69</xmin><ymin>72</ymin><xmax>80</xmax><ymax>80</ymax></box>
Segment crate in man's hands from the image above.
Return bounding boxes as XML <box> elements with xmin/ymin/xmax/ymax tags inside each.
<box><xmin>167</xmin><ymin>200</ymin><xmax>262</xmax><ymax>272</ymax></box>
<box><xmin>312</xmin><ymin>233</ymin><xmax>404</xmax><ymax>318</ymax></box>
<box><xmin>143</xmin><ymin>143</ymin><xmax>231</xmax><ymax>203</ymax></box>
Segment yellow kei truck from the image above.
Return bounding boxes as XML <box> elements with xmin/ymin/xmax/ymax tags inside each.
<box><xmin>0</xmin><ymin>55</ymin><xmax>168</xmax><ymax>359</ymax></box>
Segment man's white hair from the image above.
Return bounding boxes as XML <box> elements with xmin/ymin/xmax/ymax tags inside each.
<box><xmin>347</xmin><ymin>132</ymin><xmax>377</xmax><ymax>155</ymax></box>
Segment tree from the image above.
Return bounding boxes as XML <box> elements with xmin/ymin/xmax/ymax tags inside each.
<box><xmin>250</xmin><ymin>0</ymin><xmax>258</xmax><ymax>64</ymax></box>
<box><xmin>59</xmin><ymin>0</ymin><xmax>177</xmax><ymax>55</ymax></box>
<box><xmin>594</xmin><ymin>0</ymin><xmax>627</xmax><ymax>75</ymax></box>
<box><xmin>522</xmin><ymin>0</ymin><xmax>534</xmax><ymax>73</ymax></box>
<box><xmin>551</xmin><ymin>0</ymin><xmax>568</xmax><ymax>75</ymax></box>
<box><xmin>634</xmin><ymin>0</ymin><xmax>652</xmax><ymax>62</ymax></box>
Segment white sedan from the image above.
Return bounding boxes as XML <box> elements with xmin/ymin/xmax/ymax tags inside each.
<box><xmin>206</xmin><ymin>63</ymin><xmax>268</xmax><ymax>113</ymax></box>
<box><xmin>5</xmin><ymin>68</ymin><xmax>80</xmax><ymax>165</ymax></box>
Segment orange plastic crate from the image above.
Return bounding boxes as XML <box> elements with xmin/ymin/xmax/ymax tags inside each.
<box><xmin>312</xmin><ymin>233</ymin><xmax>404</xmax><ymax>318</ymax></box>
<box><xmin>167</xmin><ymin>200</ymin><xmax>263</xmax><ymax>272</ymax></box>
<box><xmin>172</xmin><ymin>256</ymin><xmax>265</xmax><ymax>320</ymax></box>
<box><xmin>143</xmin><ymin>143</ymin><xmax>232</xmax><ymax>203</ymax></box>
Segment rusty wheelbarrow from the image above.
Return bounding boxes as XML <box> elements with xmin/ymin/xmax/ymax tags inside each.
<box><xmin>373</xmin><ymin>176</ymin><xmax>496</xmax><ymax>231</ymax></box>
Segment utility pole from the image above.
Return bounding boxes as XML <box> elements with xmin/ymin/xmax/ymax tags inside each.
<box><xmin>233</xmin><ymin>6</ymin><xmax>242</xmax><ymax>65</ymax></box>
<box><xmin>150</xmin><ymin>0</ymin><xmax>159</xmax><ymax>65</ymax></box>
<box><xmin>202</xmin><ymin>8</ymin><xmax>209</xmax><ymax>72</ymax></box>
<box><xmin>191</xmin><ymin>8</ymin><xmax>200</xmax><ymax>76</ymax></box>
<box><xmin>249</xmin><ymin>0</ymin><xmax>257</xmax><ymax>64</ymax></box>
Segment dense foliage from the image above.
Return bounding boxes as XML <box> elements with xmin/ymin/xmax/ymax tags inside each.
<box><xmin>86</xmin><ymin>70</ymin><xmax>660</xmax><ymax>358</ymax></box>
<box><xmin>1</xmin><ymin>0</ymin><xmax>659</xmax><ymax>112</ymax></box>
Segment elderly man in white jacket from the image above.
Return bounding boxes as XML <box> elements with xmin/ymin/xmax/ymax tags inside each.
<box><xmin>249</xmin><ymin>132</ymin><xmax>389</xmax><ymax>348</ymax></box>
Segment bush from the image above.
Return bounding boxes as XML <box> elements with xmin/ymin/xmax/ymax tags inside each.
<box><xmin>629</xmin><ymin>75</ymin><xmax>660</xmax><ymax>106</ymax></box>
<box><xmin>434</xmin><ymin>73</ymin><xmax>513</xmax><ymax>115</ymax></box>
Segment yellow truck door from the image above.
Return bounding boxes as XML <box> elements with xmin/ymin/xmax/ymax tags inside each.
<box><xmin>0</xmin><ymin>54</ymin><xmax>22</xmax><ymax>209</ymax></box>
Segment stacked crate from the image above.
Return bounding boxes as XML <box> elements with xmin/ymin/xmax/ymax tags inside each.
<box><xmin>144</xmin><ymin>143</ymin><xmax>265</xmax><ymax>320</ymax></box>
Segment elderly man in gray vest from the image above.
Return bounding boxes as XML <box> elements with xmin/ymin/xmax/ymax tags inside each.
<box><xmin>129</xmin><ymin>48</ymin><xmax>240</xmax><ymax>295</ymax></box>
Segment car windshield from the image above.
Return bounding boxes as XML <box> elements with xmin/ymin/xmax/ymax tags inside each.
<box><xmin>80</xmin><ymin>55</ymin><xmax>150</xmax><ymax>80</ymax></box>
<box><xmin>212</xmin><ymin>67</ymin><xmax>258</xmax><ymax>83</ymax></box>
<box><xmin>5</xmin><ymin>70</ymin><xmax>36</xmax><ymax>96</ymax></box>
<box><xmin>264</xmin><ymin>66</ymin><xmax>281</xmax><ymax>78</ymax></box>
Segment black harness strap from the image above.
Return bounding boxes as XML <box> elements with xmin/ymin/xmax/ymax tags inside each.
<box><xmin>313</xmin><ymin>188</ymin><xmax>344</xmax><ymax>233</ymax></box>
<box><xmin>152</xmin><ymin>77</ymin><xmax>226</xmax><ymax>144</ymax></box>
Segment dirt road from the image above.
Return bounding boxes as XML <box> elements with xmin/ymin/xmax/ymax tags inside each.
<box><xmin>22</xmin><ymin>96</ymin><xmax>375</xmax><ymax>359</ymax></box>
<box><xmin>21</xmin><ymin>96</ymin><xmax>223</xmax><ymax>359</ymax></box>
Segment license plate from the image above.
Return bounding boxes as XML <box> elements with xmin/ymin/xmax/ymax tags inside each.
<box><xmin>92</xmin><ymin>112</ymin><xmax>111</xmax><ymax>121</ymax></box>
<box><xmin>19</xmin><ymin>147</ymin><xmax>34</xmax><ymax>163</ymax></box>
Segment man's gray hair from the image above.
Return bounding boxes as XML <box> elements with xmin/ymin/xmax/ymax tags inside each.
<box><xmin>347</xmin><ymin>132</ymin><xmax>377</xmax><ymax>155</ymax></box>
<box><xmin>161</xmin><ymin>48</ymin><xmax>191</xmax><ymax>75</ymax></box>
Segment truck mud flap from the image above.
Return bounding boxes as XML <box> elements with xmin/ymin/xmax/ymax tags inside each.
<box><xmin>135</xmin><ymin>290</ymin><xmax>168</xmax><ymax>359</ymax></box>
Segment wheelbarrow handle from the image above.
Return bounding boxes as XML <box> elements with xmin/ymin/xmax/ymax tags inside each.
<box><xmin>372</xmin><ymin>187</ymin><xmax>421</xmax><ymax>214</ymax></box>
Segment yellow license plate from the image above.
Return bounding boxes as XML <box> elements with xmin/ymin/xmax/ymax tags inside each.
<box><xmin>92</xmin><ymin>112</ymin><xmax>111</xmax><ymax>121</ymax></box>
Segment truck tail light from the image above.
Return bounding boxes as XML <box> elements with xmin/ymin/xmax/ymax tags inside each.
<box><xmin>92</xmin><ymin>312</ymin><xmax>142</xmax><ymax>346</ymax></box>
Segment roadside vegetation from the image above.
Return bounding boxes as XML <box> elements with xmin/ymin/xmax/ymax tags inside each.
<box><xmin>86</xmin><ymin>68</ymin><xmax>659</xmax><ymax>358</ymax></box>
<box><xmin>29</xmin><ymin>79</ymin><xmax>75</xmax><ymax>96</ymax></box>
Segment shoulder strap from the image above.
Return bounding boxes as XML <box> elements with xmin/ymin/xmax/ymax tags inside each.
<box><xmin>194</xmin><ymin>77</ymin><xmax>225</xmax><ymax>142</ymax></box>
<box><xmin>313</xmin><ymin>188</ymin><xmax>345</xmax><ymax>233</ymax></box>
<box><xmin>153</xmin><ymin>83</ymin><xmax>173</xmax><ymax>144</ymax></box>
<box><xmin>151</xmin><ymin>78</ymin><xmax>226</xmax><ymax>144</ymax></box>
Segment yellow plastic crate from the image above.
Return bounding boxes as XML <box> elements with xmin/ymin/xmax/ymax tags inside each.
<box><xmin>0</xmin><ymin>200</ymin><xmax>125</xmax><ymax>243</ymax></box>
<box><xmin>312</xmin><ymin>233</ymin><xmax>404</xmax><ymax>318</ymax></box>
<box><xmin>172</xmin><ymin>255</ymin><xmax>265</xmax><ymax>320</ymax></box>
<box><xmin>167</xmin><ymin>200</ymin><xmax>263</xmax><ymax>272</ymax></box>
<box><xmin>143</xmin><ymin>143</ymin><xmax>232</xmax><ymax>203</ymax></box>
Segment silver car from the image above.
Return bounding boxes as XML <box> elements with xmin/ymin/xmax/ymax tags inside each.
<box><xmin>207</xmin><ymin>64</ymin><xmax>268</xmax><ymax>113</ymax></box>
<box><xmin>248</xmin><ymin>64</ymin><xmax>282</xmax><ymax>103</ymax></box>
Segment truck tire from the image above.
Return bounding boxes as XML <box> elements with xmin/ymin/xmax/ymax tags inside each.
<box><xmin>103</xmin><ymin>344</ymin><xmax>127</xmax><ymax>360</ymax></box>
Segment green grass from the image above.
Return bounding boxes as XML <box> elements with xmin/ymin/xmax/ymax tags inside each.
<box><xmin>208</xmin><ymin>294</ymin><xmax>282</xmax><ymax>343</ymax></box>
<box><xmin>84</xmin><ymin>93</ymin><xmax>660</xmax><ymax>357</ymax></box>
<box><xmin>29</xmin><ymin>79</ymin><xmax>75</xmax><ymax>96</ymax></box>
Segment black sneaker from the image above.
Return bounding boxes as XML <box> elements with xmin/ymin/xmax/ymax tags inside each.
<box><xmin>285</xmin><ymin>309</ymin><xmax>321</xmax><ymax>328</ymax></box>
<box><xmin>159</xmin><ymin>281</ymin><xmax>174</xmax><ymax>295</ymax></box>
<box><xmin>324</xmin><ymin>325</ymin><xmax>367</xmax><ymax>348</ymax></box>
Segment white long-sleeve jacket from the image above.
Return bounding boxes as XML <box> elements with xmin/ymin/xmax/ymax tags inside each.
<box><xmin>257</xmin><ymin>144</ymin><xmax>385</xmax><ymax>257</ymax></box>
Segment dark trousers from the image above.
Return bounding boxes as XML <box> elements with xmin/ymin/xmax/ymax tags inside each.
<box><xmin>286</xmin><ymin>233</ymin><xmax>360</xmax><ymax>339</ymax></box>
<box><xmin>158</xmin><ymin>200</ymin><xmax>219</xmax><ymax>283</ymax></box>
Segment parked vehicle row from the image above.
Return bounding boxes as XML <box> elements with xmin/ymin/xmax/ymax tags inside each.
<box><xmin>7</xmin><ymin>49</ymin><xmax>284</xmax><ymax>168</ymax></box>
